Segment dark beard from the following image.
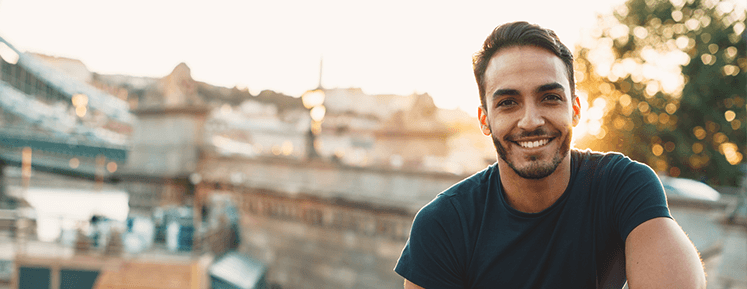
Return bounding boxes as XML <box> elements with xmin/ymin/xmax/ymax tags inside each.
<box><xmin>491</xmin><ymin>127</ymin><xmax>571</xmax><ymax>179</ymax></box>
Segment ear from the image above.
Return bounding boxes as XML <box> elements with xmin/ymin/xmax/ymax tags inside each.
<box><xmin>572</xmin><ymin>95</ymin><xmax>581</xmax><ymax>127</ymax></box>
<box><xmin>478</xmin><ymin>106</ymin><xmax>491</xmax><ymax>136</ymax></box>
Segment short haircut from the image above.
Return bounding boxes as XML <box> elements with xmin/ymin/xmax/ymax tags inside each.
<box><xmin>472</xmin><ymin>21</ymin><xmax>575</xmax><ymax>109</ymax></box>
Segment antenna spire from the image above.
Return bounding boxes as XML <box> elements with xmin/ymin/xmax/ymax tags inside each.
<box><xmin>317</xmin><ymin>56</ymin><xmax>323</xmax><ymax>89</ymax></box>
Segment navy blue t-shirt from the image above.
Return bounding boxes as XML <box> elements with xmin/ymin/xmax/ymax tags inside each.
<box><xmin>395</xmin><ymin>149</ymin><xmax>671</xmax><ymax>289</ymax></box>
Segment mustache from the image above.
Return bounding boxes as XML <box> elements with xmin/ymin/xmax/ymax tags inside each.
<box><xmin>504</xmin><ymin>128</ymin><xmax>560</xmax><ymax>142</ymax></box>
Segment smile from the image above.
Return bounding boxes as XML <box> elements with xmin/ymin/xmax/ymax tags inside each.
<box><xmin>516</xmin><ymin>138</ymin><xmax>551</xmax><ymax>149</ymax></box>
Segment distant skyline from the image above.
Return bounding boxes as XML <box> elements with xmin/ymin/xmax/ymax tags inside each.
<box><xmin>0</xmin><ymin>0</ymin><xmax>627</xmax><ymax>115</ymax></box>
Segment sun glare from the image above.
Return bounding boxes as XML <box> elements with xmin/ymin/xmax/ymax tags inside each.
<box><xmin>571</xmin><ymin>92</ymin><xmax>590</xmax><ymax>146</ymax></box>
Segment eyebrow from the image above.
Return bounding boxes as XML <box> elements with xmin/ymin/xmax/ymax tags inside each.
<box><xmin>537</xmin><ymin>82</ymin><xmax>564</xmax><ymax>93</ymax></box>
<box><xmin>491</xmin><ymin>82</ymin><xmax>565</xmax><ymax>99</ymax></box>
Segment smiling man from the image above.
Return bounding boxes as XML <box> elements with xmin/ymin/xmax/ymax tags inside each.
<box><xmin>394</xmin><ymin>22</ymin><xmax>706</xmax><ymax>289</ymax></box>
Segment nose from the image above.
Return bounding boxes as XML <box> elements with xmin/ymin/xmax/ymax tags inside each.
<box><xmin>517</xmin><ymin>103</ymin><xmax>545</xmax><ymax>131</ymax></box>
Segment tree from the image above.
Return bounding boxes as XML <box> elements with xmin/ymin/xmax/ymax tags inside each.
<box><xmin>574</xmin><ymin>0</ymin><xmax>747</xmax><ymax>186</ymax></box>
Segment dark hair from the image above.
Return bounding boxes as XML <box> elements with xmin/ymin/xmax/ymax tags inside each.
<box><xmin>473</xmin><ymin>21</ymin><xmax>575</xmax><ymax>109</ymax></box>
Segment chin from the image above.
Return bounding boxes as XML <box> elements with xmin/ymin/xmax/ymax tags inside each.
<box><xmin>493</xmin><ymin>135</ymin><xmax>571</xmax><ymax>180</ymax></box>
<box><xmin>511</xmin><ymin>158</ymin><xmax>562</xmax><ymax>179</ymax></box>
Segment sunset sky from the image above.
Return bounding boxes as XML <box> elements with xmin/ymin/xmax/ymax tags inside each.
<box><xmin>0</xmin><ymin>0</ymin><xmax>628</xmax><ymax>115</ymax></box>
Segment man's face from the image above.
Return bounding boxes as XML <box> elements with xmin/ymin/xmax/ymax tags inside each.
<box><xmin>478</xmin><ymin>45</ymin><xmax>580</xmax><ymax>179</ymax></box>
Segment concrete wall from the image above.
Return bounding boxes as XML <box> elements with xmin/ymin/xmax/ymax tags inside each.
<box><xmin>202</xmin><ymin>186</ymin><xmax>414</xmax><ymax>289</ymax></box>
<box><xmin>194</xmin><ymin>156</ymin><xmax>470</xmax><ymax>289</ymax></box>
<box><xmin>198</xmin><ymin>156</ymin><xmax>465</xmax><ymax>215</ymax></box>
<box><xmin>124</xmin><ymin>107</ymin><xmax>207</xmax><ymax>177</ymax></box>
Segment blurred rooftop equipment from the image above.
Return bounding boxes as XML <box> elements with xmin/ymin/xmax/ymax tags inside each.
<box><xmin>659</xmin><ymin>175</ymin><xmax>722</xmax><ymax>203</ymax></box>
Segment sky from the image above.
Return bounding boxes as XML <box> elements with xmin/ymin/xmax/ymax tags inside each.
<box><xmin>0</xmin><ymin>0</ymin><xmax>627</xmax><ymax>115</ymax></box>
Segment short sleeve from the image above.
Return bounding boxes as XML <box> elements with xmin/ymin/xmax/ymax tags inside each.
<box><xmin>608</xmin><ymin>159</ymin><xmax>671</xmax><ymax>241</ymax></box>
<box><xmin>394</xmin><ymin>195</ymin><xmax>467</xmax><ymax>289</ymax></box>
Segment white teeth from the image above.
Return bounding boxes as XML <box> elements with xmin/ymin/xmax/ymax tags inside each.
<box><xmin>518</xmin><ymin>139</ymin><xmax>549</xmax><ymax>148</ymax></box>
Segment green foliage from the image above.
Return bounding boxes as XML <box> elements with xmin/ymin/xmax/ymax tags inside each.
<box><xmin>575</xmin><ymin>0</ymin><xmax>747</xmax><ymax>185</ymax></box>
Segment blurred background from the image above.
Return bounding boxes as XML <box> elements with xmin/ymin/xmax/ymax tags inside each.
<box><xmin>0</xmin><ymin>0</ymin><xmax>744</xmax><ymax>288</ymax></box>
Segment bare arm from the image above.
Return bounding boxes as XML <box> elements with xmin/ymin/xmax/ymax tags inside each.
<box><xmin>404</xmin><ymin>279</ymin><xmax>426</xmax><ymax>289</ymax></box>
<box><xmin>625</xmin><ymin>217</ymin><xmax>706</xmax><ymax>289</ymax></box>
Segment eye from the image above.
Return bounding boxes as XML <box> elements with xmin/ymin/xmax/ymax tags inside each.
<box><xmin>543</xmin><ymin>94</ymin><xmax>563</xmax><ymax>102</ymax></box>
<box><xmin>496</xmin><ymin>99</ymin><xmax>518</xmax><ymax>108</ymax></box>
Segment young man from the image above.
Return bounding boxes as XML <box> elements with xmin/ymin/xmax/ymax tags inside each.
<box><xmin>394</xmin><ymin>22</ymin><xmax>706</xmax><ymax>289</ymax></box>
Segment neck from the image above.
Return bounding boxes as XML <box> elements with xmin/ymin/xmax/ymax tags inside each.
<box><xmin>498</xmin><ymin>153</ymin><xmax>572</xmax><ymax>213</ymax></box>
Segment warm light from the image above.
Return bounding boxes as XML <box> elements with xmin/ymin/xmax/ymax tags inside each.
<box><xmin>69</xmin><ymin>158</ymin><xmax>80</xmax><ymax>169</ymax></box>
<box><xmin>655</xmin><ymin>159</ymin><xmax>668</xmax><ymax>172</ymax></box>
<box><xmin>725</xmin><ymin>110</ymin><xmax>736</xmax><ymax>122</ymax></box>
<box><xmin>689</xmin><ymin>154</ymin><xmax>709</xmax><ymax>169</ymax></box>
<box><xmin>692</xmin><ymin>143</ymin><xmax>704</xmax><ymax>154</ymax></box>
<box><xmin>72</xmin><ymin>94</ymin><xmax>88</xmax><ymax>107</ymax></box>
<box><xmin>106</xmin><ymin>162</ymin><xmax>118</xmax><ymax>173</ymax></box>
<box><xmin>311</xmin><ymin>121</ymin><xmax>322</xmax><ymax>135</ymax></box>
<box><xmin>672</xmin><ymin>22</ymin><xmax>684</xmax><ymax>34</ymax></box>
<box><xmin>609</xmin><ymin>24</ymin><xmax>629</xmax><ymax>42</ymax></box>
<box><xmin>334</xmin><ymin>149</ymin><xmax>345</xmax><ymax>159</ymax></box>
<box><xmin>645</xmin><ymin>81</ymin><xmax>660</xmax><ymax>97</ymax></box>
<box><xmin>0</xmin><ymin>42</ymin><xmax>19</xmax><ymax>65</ymax></box>
<box><xmin>592</xmin><ymin>98</ymin><xmax>607</xmax><ymax>110</ymax></box>
<box><xmin>588</xmin><ymin>107</ymin><xmax>604</xmax><ymax>121</ymax></box>
<box><xmin>671</xmin><ymin>11</ymin><xmax>683</xmax><ymax>22</ymax></box>
<box><xmin>725</xmin><ymin>47</ymin><xmax>738</xmax><ymax>60</ymax></box>
<box><xmin>665</xmin><ymin>103</ymin><xmax>677</xmax><ymax>114</ymax></box>
<box><xmin>301</xmin><ymin>90</ymin><xmax>325</xmax><ymax>109</ymax></box>
<box><xmin>720</xmin><ymin>142</ymin><xmax>742</xmax><ymax>165</ymax></box>
<box><xmin>313</xmin><ymin>139</ymin><xmax>324</xmax><ymax>152</ymax></box>
<box><xmin>734</xmin><ymin>22</ymin><xmax>746</xmax><ymax>36</ymax></box>
<box><xmin>619</xmin><ymin>94</ymin><xmax>631</xmax><ymax>107</ymax></box>
<box><xmin>652</xmin><ymin>144</ymin><xmax>664</xmax><ymax>156</ymax></box>
<box><xmin>22</xmin><ymin>147</ymin><xmax>32</xmax><ymax>179</ymax></box>
<box><xmin>281</xmin><ymin>141</ymin><xmax>293</xmax><ymax>156</ymax></box>
<box><xmin>723</xmin><ymin>65</ymin><xmax>740</xmax><ymax>76</ymax></box>
<box><xmin>675</xmin><ymin>36</ymin><xmax>690</xmax><ymax>49</ymax></box>
<box><xmin>571</xmin><ymin>92</ymin><xmax>589</xmax><ymax>144</ymax></box>
<box><xmin>613</xmin><ymin>117</ymin><xmax>626</xmax><ymax>129</ymax></box>
<box><xmin>701</xmin><ymin>54</ymin><xmax>715</xmax><ymax>66</ymax></box>
<box><xmin>588</xmin><ymin>120</ymin><xmax>602</xmax><ymax>135</ymax></box>
<box><xmin>633</xmin><ymin>26</ymin><xmax>648</xmax><ymax>39</ymax></box>
<box><xmin>670</xmin><ymin>167</ymin><xmax>681</xmax><ymax>177</ymax></box>
<box><xmin>714</xmin><ymin>132</ymin><xmax>728</xmax><ymax>144</ymax></box>
<box><xmin>659</xmin><ymin>113</ymin><xmax>670</xmax><ymax>124</ymax></box>
<box><xmin>701</xmin><ymin>33</ymin><xmax>712</xmax><ymax>44</ymax></box>
<box><xmin>76</xmin><ymin>106</ymin><xmax>87</xmax><ymax>117</ymax></box>
<box><xmin>685</xmin><ymin>18</ymin><xmax>700</xmax><ymax>31</ymax></box>
<box><xmin>310</xmin><ymin>105</ymin><xmax>326</xmax><ymax>122</ymax></box>
<box><xmin>594</xmin><ymin>128</ymin><xmax>606</xmax><ymax>139</ymax></box>
<box><xmin>271</xmin><ymin>145</ymin><xmax>281</xmax><ymax>156</ymax></box>
<box><xmin>638</xmin><ymin>102</ymin><xmax>650</xmax><ymax>113</ymax></box>
<box><xmin>693</xmin><ymin>127</ymin><xmax>707</xmax><ymax>140</ymax></box>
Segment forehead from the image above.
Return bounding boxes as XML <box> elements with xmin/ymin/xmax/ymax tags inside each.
<box><xmin>483</xmin><ymin>45</ymin><xmax>569</xmax><ymax>96</ymax></box>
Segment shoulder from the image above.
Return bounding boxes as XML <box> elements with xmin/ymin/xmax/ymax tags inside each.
<box><xmin>574</xmin><ymin>150</ymin><xmax>670</xmax><ymax>239</ymax></box>
<box><xmin>573</xmin><ymin>149</ymin><xmax>656</xmax><ymax>180</ymax></box>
